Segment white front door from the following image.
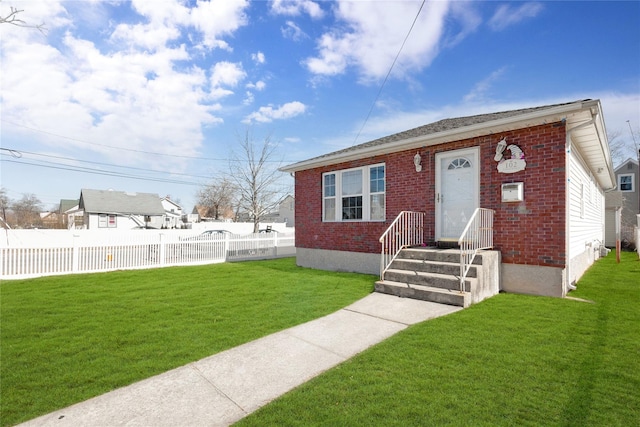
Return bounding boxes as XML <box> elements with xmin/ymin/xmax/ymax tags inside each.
<box><xmin>435</xmin><ymin>147</ymin><xmax>479</xmax><ymax>241</ymax></box>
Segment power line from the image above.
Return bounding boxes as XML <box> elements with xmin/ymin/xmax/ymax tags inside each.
<box><xmin>1</xmin><ymin>159</ymin><xmax>201</xmax><ymax>186</ymax></box>
<box><xmin>352</xmin><ymin>0</ymin><xmax>427</xmax><ymax>146</ymax></box>
<box><xmin>1</xmin><ymin>119</ymin><xmax>297</xmax><ymax>163</ymax></box>
<box><xmin>1</xmin><ymin>148</ymin><xmax>215</xmax><ymax>181</ymax></box>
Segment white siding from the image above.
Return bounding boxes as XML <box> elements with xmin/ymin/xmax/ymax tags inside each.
<box><xmin>568</xmin><ymin>150</ymin><xmax>605</xmax><ymax>283</ymax></box>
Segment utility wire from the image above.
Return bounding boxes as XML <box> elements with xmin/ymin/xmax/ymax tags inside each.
<box><xmin>1</xmin><ymin>148</ymin><xmax>214</xmax><ymax>180</ymax></box>
<box><xmin>1</xmin><ymin>159</ymin><xmax>200</xmax><ymax>186</ymax></box>
<box><xmin>352</xmin><ymin>0</ymin><xmax>427</xmax><ymax>146</ymax></box>
<box><xmin>1</xmin><ymin>119</ymin><xmax>295</xmax><ymax>163</ymax></box>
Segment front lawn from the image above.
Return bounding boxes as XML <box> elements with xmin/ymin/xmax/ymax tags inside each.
<box><xmin>238</xmin><ymin>252</ymin><xmax>640</xmax><ymax>426</ymax></box>
<box><xmin>0</xmin><ymin>258</ymin><xmax>374</xmax><ymax>426</ymax></box>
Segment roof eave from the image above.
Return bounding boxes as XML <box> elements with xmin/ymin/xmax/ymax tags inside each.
<box><xmin>281</xmin><ymin>100</ymin><xmax>595</xmax><ymax>173</ymax></box>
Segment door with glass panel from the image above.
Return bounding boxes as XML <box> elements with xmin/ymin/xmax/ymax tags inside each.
<box><xmin>435</xmin><ymin>148</ymin><xmax>479</xmax><ymax>241</ymax></box>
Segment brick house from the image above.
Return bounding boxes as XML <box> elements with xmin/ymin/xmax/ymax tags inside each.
<box><xmin>281</xmin><ymin>100</ymin><xmax>615</xmax><ymax>298</ymax></box>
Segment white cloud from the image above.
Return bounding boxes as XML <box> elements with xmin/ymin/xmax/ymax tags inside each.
<box><xmin>281</xmin><ymin>20</ymin><xmax>308</xmax><ymax>41</ymax></box>
<box><xmin>246</xmin><ymin>81</ymin><xmax>266</xmax><ymax>91</ymax></box>
<box><xmin>304</xmin><ymin>0</ymin><xmax>451</xmax><ymax>82</ymax></box>
<box><xmin>243</xmin><ymin>101</ymin><xmax>307</xmax><ymax>123</ymax></box>
<box><xmin>251</xmin><ymin>51</ymin><xmax>266</xmax><ymax>64</ymax></box>
<box><xmin>0</xmin><ymin>0</ymin><xmax>247</xmax><ymax>172</ymax></box>
<box><xmin>489</xmin><ymin>2</ymin><xmax>543</xmax><ymax>31</ymax></box>
<box><xmin>210</xmin><ymin>61</ymin><xmax>246</xmax><ymax>88</ymax></box>
<box><xmin>110</xmin><ymin>0</ymin><xmax>248</xmax><ymax>51</ymax></box>
<box><xmin>243</xmin><ymin>91</ymin><xmax>255</xmax><ymax>105</ymax></box>
<box><xmin>463</xmin><ymin>67</ymin><xmax>508</xmax><ymax>103</ymax></box>
<box><xmin>271</xmin><ymin>0</ymin><xmax>324</xmax><ymax>19</ymax></box>
<box><xmin>444</xmin><ymin>1</ymin><xmax>482</xmax><ymax>48</ymax></box>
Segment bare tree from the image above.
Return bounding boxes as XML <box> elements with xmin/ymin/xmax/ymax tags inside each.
<box><xmin>14</xmin><ymin>194</ymin><xmax>42</xmax><ymax>227</ymax></box>
<box><xmin>608</xmin><ymin>130</ymin><xmax>629</xmax><ymax>168</ymax></box>
<box><xmin>229</xmin><ymin>130</ymin><xmax>285</xmax><ymax>233</ymax></box>
<box><xmin>609</xmin><ymin>125</ymin><xmax>640</xmax><ymax>168</ymax></box>
<box><xmin>197</xmin><ymin>178</ymin><xmax>236</xmax><ymax>220</ymax></box>
<box><xmin>0</xmin><ymin>187</ymin><xmax>9</xmax><ymax>211</ymax></box>
<box><xmin>0</xmin><ymin>2</ymin><xmax>46</xmax><ymax>33</ymax></box>
<box><xmin>11</xmin><ymin>193</ymin><xmax>43</xmax><ymax>229</ymax></box>
<box><xmin>0</xmin><ymin>187</ymin><xmax>10</xmax><ymax>228</ymax></box>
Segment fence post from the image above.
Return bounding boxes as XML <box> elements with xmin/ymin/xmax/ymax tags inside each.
<box><xmin>273</xmin><ymin>232</ymin><xmax>279</xmax><ymax>256</ymax></box>
<box><xmin>224</xmin><ymin>233</ymin><xmax>230</xmax><ymax>261</ymax></box>
<box><xmin>159</xmin><ymin>233</ymin><xmax>166</xmax><ymax>267</ymax></box>
<box><xmin>72</xmin><ymin>234</ymin><xmax>79</xmax><ymax>273</ymax></box>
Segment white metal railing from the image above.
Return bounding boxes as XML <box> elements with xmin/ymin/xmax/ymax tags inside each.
<box><xmin>0</xmin><ymin>231</ymin><xmax>295</xmax><ymax>279</ymax></box>
<box><xmin>379</xmin><ymin>211</ymin><xmax>425</xmax><ymax>280</ymax></box>
<box><xmin>458</xmin><ymin>208</ymin><xmax>494</xmax><ymax>292</ymax></box>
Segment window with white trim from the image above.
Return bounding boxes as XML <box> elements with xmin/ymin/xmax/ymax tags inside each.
<box><xmin>618</xmin><ymin>173</ymin><xmax>634</xmax><ymax>192</ymax></box>
<box><xmin>323</xmin><ymin>164</ymin><xmax>385</xmax><ymax>222</ymax></box>
<box><xmin>98</xmin><ymin>214</ymin><xmax>117</xmax><ymax>228</ymax></box>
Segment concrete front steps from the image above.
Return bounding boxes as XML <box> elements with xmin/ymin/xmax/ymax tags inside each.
<box><xmin>375</xmin><ymin>248</ymin><xmax>501</xmax><ymax>308</ymax></box>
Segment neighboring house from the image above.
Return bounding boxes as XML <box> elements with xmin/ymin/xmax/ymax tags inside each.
<box><xmin>281</xmin><ymin>99</ymin><xmax>615</xmax><ymax>298</ymax></box>
<box><xmin>59</xmin><ymin>199</ymin><xmax>79</xmax><ymax>227</ymax></box>
<box><xmin>78</xmin><ymin>189</ymin><xmax>165</xmax><ymax>230</ymax></box>
<box><xmin>160</xmin><ymin>197</ymin><xmax>184</xmax><ymax>229</ymax></box>
<box><xmin>261</xmin><ymin>195</ymin><xmax>295</xmax><ymax>227</ymax></box>
<box><xmin>605</xmin><ymin>158</ymin><xmax>639</xmax><ymax>247</ymax></box>
<box><xmin>59</xmin><ymin>199</ymin><xmax>82</xmax><ymax>229</ymax></box>
<box><xmin>40</xmin><ymin>211</ymin><xmax>60</xmax><ymax>229</ymax></box>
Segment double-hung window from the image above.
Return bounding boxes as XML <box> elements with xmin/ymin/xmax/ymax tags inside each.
<box><xmin>98</xmin><ymin>214</ymin><xmax>117</xmax><ymax>228</ymax></box>
<box><xmin>323</xmin><ymin>163</ymin><xmax>385</xmax><ymax>222</ymax></box>
<box><xmin>618</xmin><ymin>174</ymin><xmax>634</xmax><ymax>192</ymax></box>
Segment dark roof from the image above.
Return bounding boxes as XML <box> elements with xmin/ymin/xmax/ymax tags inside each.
<box><xmin>79</xmin><ymin>189</ymin><xmax>165</xmax><ymax>216</ymax></box>
<box><xmin>336</xmin><ymin>101</ymin><xmax>583</xmax><ymax>161</ymax></box>
<box><xmin>289</xmin><ymin>100</ymin><xmax>590</xmax><ymax>167</ymax></box>
<box><xmin>59</xmin><ymin>199</ymin><xmax>79</xmax><ymax>213</ymax></box>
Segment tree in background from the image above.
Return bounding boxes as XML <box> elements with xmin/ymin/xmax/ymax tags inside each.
<box><xmin>0</xmin><ymin>2</ymin><xmax>46</xmax><ymax>33</ymax></box>
<box><xmin>196</xmin><ymin>178</ymin><xmax>235</xmax><ymax>220</ymax></box>
<box><xmin>609</xmin><ymin>123</ymin><xmax>640</xmax><ymax>168</ymax></box>
<box><xmin>0</xmin><ymin>187</ymin><xmax>10</xmax><ymax>228</ymax></box>
<box><xmin>11</xmin><ymin>193</ymin><xmax>43</xmax><ymax>229</ymax></box>
<box><xmin>229</xmin><ymin>130</ymin><xmax>286</xmax><ymax>233</ymax></box>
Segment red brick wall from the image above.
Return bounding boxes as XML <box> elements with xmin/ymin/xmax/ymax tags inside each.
<box><xmin>295</xmin><ymin>122</ymin><xmax>567</xmax><ymax>267</ymax></box>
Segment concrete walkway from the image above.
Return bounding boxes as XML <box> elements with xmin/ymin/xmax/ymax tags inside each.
<box><xmin>20</xmin><ymin>293</ymin><xmax>462</xmax><ymax>427</ymax></box>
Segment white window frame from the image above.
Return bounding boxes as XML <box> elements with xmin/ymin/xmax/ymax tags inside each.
<box><xmin>618</xmin><ymin>173</ymin><xmax>635</xmax><ymax>192</ymax></box>
<box><xmin>322</xmin><ymin>163</ymin><xmax>385</xmax><ymax>222</ymax></box>
<box><xmin>98</xmin><ymin>214</ymin><xmax>117</xmax><ymax>228</ymax></box>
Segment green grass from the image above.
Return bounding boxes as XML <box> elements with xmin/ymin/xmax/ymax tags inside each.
<box><xmin>237</xmin><ymin>252</ymin><xmax>640</xmax><ymax>426</ymax></box>
<box><xmin>0</xmin><ymin>258</ymin><xmax>375</xmax><ymax>427</ymax></box>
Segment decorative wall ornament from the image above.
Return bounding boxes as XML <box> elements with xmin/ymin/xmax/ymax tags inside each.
<box><xmin>414</xmin><ymin>152</ymin><xmax>422</xmax><ymax>172</ymax></box>
<box><xmin>494</xmin><ymin>138</ymin><xmax>526</xmax><ymax>173</ymax></box>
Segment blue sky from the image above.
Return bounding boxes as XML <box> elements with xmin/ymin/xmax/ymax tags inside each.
<box><xmin>1</xmin><ymin>0</ymin><xmax>639</xmax><ymax>212</ymax></box>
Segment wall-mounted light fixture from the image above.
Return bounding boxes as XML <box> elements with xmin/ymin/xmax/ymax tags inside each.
<box><xmin>414</xmin><ymin>152</ymin><xmax>422</xmax><ymax>172</ymax></box>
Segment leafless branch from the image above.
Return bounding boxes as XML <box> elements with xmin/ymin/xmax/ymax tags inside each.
<box><xmin>1</xmin><ymin>5</ymin><xmax>47</xmax><ymax>34</ymax></box>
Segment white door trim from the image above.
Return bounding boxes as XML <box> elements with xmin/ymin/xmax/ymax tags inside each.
<box><xmin>435</xmin><ymin>147</ymin><xmax>480</xmax><ymax>241</ymax></box>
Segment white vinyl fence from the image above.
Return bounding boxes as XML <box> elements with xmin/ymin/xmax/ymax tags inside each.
<box><xmin>0</xmin><ymin>229</ymin><xmax>295</xmax><ymax>280</ymax></box>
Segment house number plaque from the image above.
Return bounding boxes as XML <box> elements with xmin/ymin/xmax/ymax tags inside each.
<box><xmin>494</xmin><ymin>138</ymin><xmax>526</xmax><ymax>173</ymax></box>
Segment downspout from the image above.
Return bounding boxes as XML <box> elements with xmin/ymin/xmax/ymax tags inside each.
<box><xmin>564</xmin><ymin>115</ymin><xmax>597</xmax><ymax>293</ymax></box>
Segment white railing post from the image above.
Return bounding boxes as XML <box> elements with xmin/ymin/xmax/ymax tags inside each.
<box><xmin>458</xmin><ymin>208</ymin><xmax>494</xmax><ymax>292</ymax></box>
<box><xmin>379</xmin><ymin>211</ymin><xmax>425</xmax><ymax>280</ymax></box>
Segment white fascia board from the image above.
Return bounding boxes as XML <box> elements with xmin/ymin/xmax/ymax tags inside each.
<box><xmin>281</xmin><ymin>100</ymin><xmax>593</xmax><ymax>173</ymax></box>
